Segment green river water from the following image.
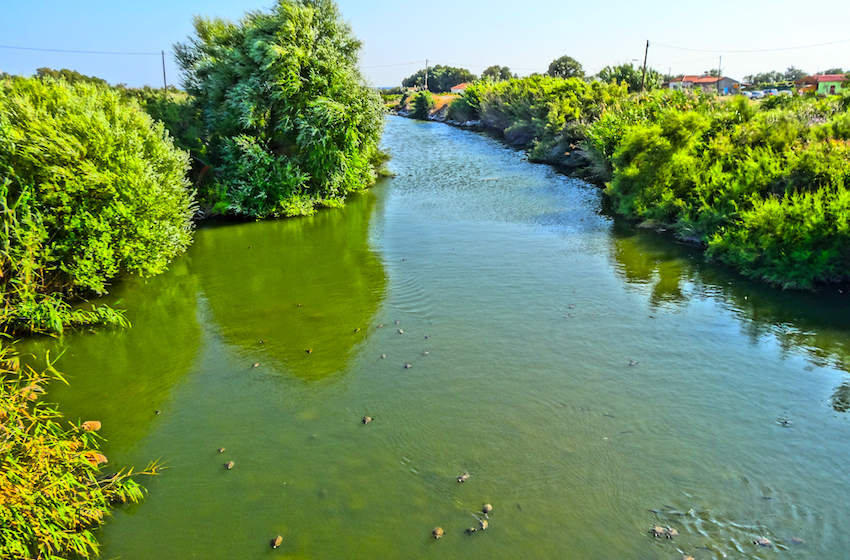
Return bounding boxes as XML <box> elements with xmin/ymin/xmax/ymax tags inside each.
<box><xmin>20</xmin><ymin>115</ymin><xmax>850</xmax><ymax>559</ymax></box>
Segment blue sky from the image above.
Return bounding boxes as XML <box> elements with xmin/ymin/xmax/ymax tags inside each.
<box><xmin>2</xmin><ymin>0</ymin><xmax>848</xmax><ymax>88</ymax></box>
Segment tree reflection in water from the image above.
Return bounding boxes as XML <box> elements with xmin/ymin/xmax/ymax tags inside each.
<box><xmin>608</xmin><ymin>216</ymin><xmax>850</xmax><ymax>412</ymax></box>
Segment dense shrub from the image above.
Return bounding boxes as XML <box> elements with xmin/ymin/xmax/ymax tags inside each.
<box><xmin>451</xmin><ymin>76</ymin><xmax>626</xmax><ymax>164</ymax></box>
<box><xmin>598</xmin><ymin>90</ymin><xmax>850</xmax><ymax>288</ymax></box>
<box><xmin>0</xmin><ymin>77</ymin><xmax>194</xmax><ymax>333</ymax></box>
<box><xmin>174</xmin><ymin>0</ymin><xmax>386</xmax><ymax>218</ymax></box>
<box><xmin>410</xmin><ymin>91</ymin><xmax>435</xmax><ymax>120</ymax></box>
<box><xmin>119</xmin><ymin>86</ymin><xmax>205</xmax><ymax>155</ymax></box>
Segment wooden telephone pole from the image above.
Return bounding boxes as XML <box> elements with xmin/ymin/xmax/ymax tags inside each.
<box><xmin>425</xmin><ymin>59</ymin><xmax>428</xmax><ymax>91</ymax></box>
<box><xmin>162</xmin><ymin>51</ymin><xmax>167</xmax><ymax>89</ymax></box>
<box><xmin>639</xmin><ymin>40</ymin><xmax>649</xmax><ymax>93</ymax></box>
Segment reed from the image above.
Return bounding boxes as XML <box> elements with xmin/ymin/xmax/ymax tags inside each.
<box><xmin>0</xmin><ymin>345</ymin><xmax>158</xmax><ymax>559</ymax></box>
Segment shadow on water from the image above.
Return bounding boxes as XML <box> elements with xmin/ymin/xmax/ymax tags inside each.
<box><xmin>17</xmin><ymin>256</ymin><xmax>203</xmax><ymax>455</ymax></box>
<box><xmin>608</xmin><ymin>216</ymin><xmax>850</xmax><ymax>410</ymax></box>
<box><xmin>190</xmin><ymin>190</ymin><xmax>387</xmax><ymax>381</ymax></box>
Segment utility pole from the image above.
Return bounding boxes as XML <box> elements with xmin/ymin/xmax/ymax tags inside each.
<box><xmin>718</xmin><ymin>56</ymin><xmax>722</xmax><ymax>77</ymax></box>
<box><xmin>425</xmin><ymin>59</ymin><xmax>428</xmax><ymax>92</ymax></box>
<box><xmin>162</xmin><ymin>51</ymin><xmax>167</xmax><ymax>90</ymax></box>
<box><xmin>639</xmin><ymin>40</ymin><xmax>649</xmax><ymax>93</ymax></box>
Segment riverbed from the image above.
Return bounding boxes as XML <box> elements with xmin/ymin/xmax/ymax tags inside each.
<box><xmin>21</xmin><ymin>115</ymin><xmax>850</xmax><ymax>559</ymax></box>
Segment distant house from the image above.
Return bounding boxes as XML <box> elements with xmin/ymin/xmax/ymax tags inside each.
<box><xmin>450</xmin><ymin>83</ymin><xmax>470</xmax><ymax>94</ymax></box>
<box><xmin>795</xmin><ymin>74</ymin><xmax>847</xmax><ymax>95</ymax></box>
<box><xmin>667</xmin><ymin>75</ymin><xmax>699</xmax><ymax>91</ymax></box>
<box><xmin>667</xmin><ymin>74</ymin><xmax>740</xmax><ymax>94</ymax></box>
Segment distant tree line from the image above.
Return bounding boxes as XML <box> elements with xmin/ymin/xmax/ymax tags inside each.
<box><xmin>401</xmin><ymin>56</ymin><xmax>667</xmax><ymax>94</ymax></box>
<box><xmin>743</xmin><ymin>66</ymin><xmax>808</xmax><ymax>86</ymax></box>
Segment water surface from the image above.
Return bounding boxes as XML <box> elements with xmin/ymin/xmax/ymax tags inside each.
<box><xmin>22</xmin><ymin>116</ymin><xmax>850</xmax><ymax>559</ymax></box>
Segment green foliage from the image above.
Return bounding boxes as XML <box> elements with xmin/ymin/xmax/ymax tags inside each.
<box><xmin>35</xmin><ymin>68</ymin><xmax>108</xmax><ymax>88</ymax></box>
<box><xmin>482</xmin><ymin>65</ymin><xmax>515</xmax><ymax>81</ymax></box>
<box><xmin>453</xmin><ymin>76</ymin><xmax>626</xmax><ymax>164</ymax></box>
<box><xmin>446</xmin><ymin>92</ymin><xmax>479</xmax><ymax>122</ymax></box>
<box><xmin>0</xmin><ymin>345</ymin><xmax>158</xmax><ymax>560</ymax></box>
<box><xmin>175</xmin><ymin>0</ymin><xmax>386</xmax><ymax>218</ymax></box>
<box><xmin>596</xmin><ymin>63</ymin><xmax>662</xmax><ymax>92</ymax></box>
<box><xmin>118</xmin><ymin>86</ymin><xmax>205</xmax><ymax>155</ymax></box>
<box><xmin>596</xmin><ymin>88</ymin><xmax>850</xmax><ymax>288</ymax></box>
<box><xmin>0</xmin><ymin>77</ymin><xmax>194</xmax><ymax>333</ymax></box>
<box><xmin>744</xmin><ymin>66</ymin><xmax>808</xmax><ymax>87</ymax></box>
<box><xmin>547</xmin><ymin>55</ymin><xmax>584</xmax><ymax>80</ymax></box>
<box><xmin>410</xmin><ymin>91</ymin><xmax>435</xmax><ymax>120</ymax></box>
<box><xmin>401</xmin><ymin>65</ymin><xmax>476</xmax><ymax>93</ymax></box>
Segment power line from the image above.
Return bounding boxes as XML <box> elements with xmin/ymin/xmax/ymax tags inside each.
<box><xmin>0</xmin><ymin>44</ymin><xmax>164</xmax><ymax>56</ymax></box>
<box><xmin>361</xmin><ymin>61</ymin><xmax>421</xmax><ymax>68</ymax></box>
<box><xmin>652</xmin><ymin>37</ymin><xmax>850</xmax><ymax>54</ymax></box>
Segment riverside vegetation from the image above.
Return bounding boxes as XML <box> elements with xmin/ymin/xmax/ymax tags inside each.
<box><xmin>0</xmin><ymin>345</ymin><xmax>159</xmax><ymax>560</ymax></box>
<box><xmin>0</xmin><ymin>1</ymin><xmax>385</xmax><ymax>558</ymax></box>
<box><xmin>446</xmin><ymin>77</ymin><xmax>850</xmax><ymax>289</ymax></box>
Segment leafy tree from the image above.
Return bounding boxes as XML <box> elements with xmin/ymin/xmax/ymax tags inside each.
<box><xmin>0</xmin><ymin>76</ymin><xmax>194</xmax><ymax>333</ymax></box>
<box><xmin>482</xmin><ymin>65</ymin><xmax>515</xmax><ymax>81</ymax></box>
<box><xmin>174</xmin><ymin>0</ymin><xmax>386</xmax><ymax>218</ymax></box>
<box><xmin>35</xmin><ymin>68</ymin><xmax>108</xmax><ymax>87</ymax></box>
<box><xmin>743</xmin><ymin>70</ymin><xmax>787</xmax><ymax>86</ymax></box>
<box><xmin>596</xmin><ymin>63</ymin><xmax>662</xmax><ymax>92</ymax></box>
<box><xmin>410</xmin><ymin>91</ymin><xmax>435</xmax><ymax>120</ymax></box>
<box><xmin>706</xmin><ymin>69</ymin><xmax>722</xmax><ymax>77</ymax></box>
<box><xmin>784</xmin><ymin>66</ymin><xmax>809</xmax><ymax>81</ymax></box>
<box><xmin>401</xmin><ymin>65</ymin><xmax>476</xmax><ymax>93</ymax></box>
<box><xmin>547</xmin><ymin>56</ymin><xmax>584</xmax><ymax>79</ymax></box>
<box><xmin>822</xmin><ymin>68</ymin><xmax>845</xmax><ymax>76</ymax></box>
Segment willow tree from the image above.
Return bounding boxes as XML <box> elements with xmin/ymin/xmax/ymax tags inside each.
<box><xmin>175</xmin><ymin>0</ymin><xmax>385</xmax><ymax>218</ymax></box>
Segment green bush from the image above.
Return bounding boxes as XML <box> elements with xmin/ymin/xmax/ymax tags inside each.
<box><xmin>599</xmin><ymin>88</ymin><xmax>850</xmax><ymax>287</ymax></box>
<box><xmin>0</xmin><ymin>76</ymin><xmax>194</xmax><ymax>333</ymax></box>
<box><xmin>410</xmin><ymin>91</ymin><xmax>435</xmax><ymax>120</ymax></box>
<box><xmin>174</xmin><ymin>0</ymin><xmax>386</xmax><ymax>219</ymax></box>
<box><xmin>454</xmin><ymin>76</ymin><xmax>626</xmax><ymax>163</ymax></box>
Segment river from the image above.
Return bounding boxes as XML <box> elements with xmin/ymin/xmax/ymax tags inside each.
<box><xmin>20</xmin><ymin>115</ymin><xmax>850</xmax><ymax>559</ymax></box>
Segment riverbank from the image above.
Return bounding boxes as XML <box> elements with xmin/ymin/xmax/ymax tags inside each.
<box><xmin>432</xmin><ymin>77</ymin><xmax>850</xmax><ymax>289</ymax></box>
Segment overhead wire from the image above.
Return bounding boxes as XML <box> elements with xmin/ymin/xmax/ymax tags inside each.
<box><xmin>651</xmin><ymin>38</ymin><xmax>850</xmax><ymax>54</ymax></box>
<box><xmin>0</xmin><ymin>44</ymin><xmax>164</xmax><ymax>56</ymax></box>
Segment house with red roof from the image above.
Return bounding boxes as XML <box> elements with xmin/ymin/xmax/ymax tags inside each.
<box><xmin>667</xmin><ymin>74</ymin><xmax>741</xmax><ymax>95</ymax></box>
<box><xmin>450</xmin><ymin>83</ymin><xmax>470</xmax><ymax>94</ymax></box>
<box><xmin>795</xmin><ymin>74</ymin><xmax>847</xmax><ymax>95</ymax></box>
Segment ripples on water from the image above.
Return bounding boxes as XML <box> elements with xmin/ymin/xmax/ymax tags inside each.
<box><xmin>19</xmin><ymin>116</ymin><xmax>850</xmax><ymax>559</ymax></box>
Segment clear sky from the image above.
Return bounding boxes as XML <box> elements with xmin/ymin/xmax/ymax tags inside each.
<box><xmin>2</xmin><ymin>0</ymin><xmax>848</xmax><ymax>88</ymax></box>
